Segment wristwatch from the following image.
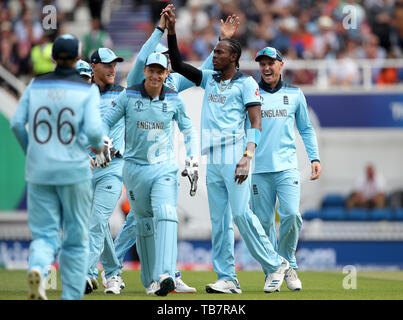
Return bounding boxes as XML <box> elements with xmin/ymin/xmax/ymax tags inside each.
<box><xmin>243</xmin><ymin>150</ymin><xmax>254</xmax><ymax>159</ymax></box>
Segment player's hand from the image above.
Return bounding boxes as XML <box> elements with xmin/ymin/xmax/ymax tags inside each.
<box><xmin>163</xmin><ymin>4</ymin><xmax>176</xmax><ymax>32</ymax></box>
<box><xmin>220</xmin><ymin>14</ymin><xmax>240</xmax><ymax>39</ymax></box>
<box><xmin>159</xmin><ymin>4</ymin><xmax>174</xmax><ymax>29</ymax></box>
<box><xmin>311</xmin><ymin>161</ymin><xmax>322</xmax><ymax>180</ymax></box>
<box><xmin>95</xmin><ymin>136</ymin><xmax>114</xmax><ymax>168</ymax></box>
<box><xmin>181</xmin><ymin>156</ymin><xmax>198</xmax><ymax>196</ymax></box>
<box><xmin>234</xmin><ymin>156</ymin><xmax>250</xmax><ymax>185</ymax></box>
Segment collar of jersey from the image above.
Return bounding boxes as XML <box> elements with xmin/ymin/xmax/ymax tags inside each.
<box><xmin>139</xmin><ymin>80</ymin><xmax>166</xmax><ymax>100</ymax></box>
<box><xmin>54</xmin><ymin>66</ymin><xmax>77</xmax><ymax>76</ymax></box>
<box><xmin>259</xmin><ymin>76</ymin><xmax>283</xmax><ymax>94</ymax></box>
<box><xmin>212</xmin><ymin>70</ymin><xmax>244</xmax><ymax>83</ymax></box>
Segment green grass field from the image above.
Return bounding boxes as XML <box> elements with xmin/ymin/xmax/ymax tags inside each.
<box><xmin>1</xmin><ymin>269</ymin><xmax>403</xmax><ymax>300</ymax></box>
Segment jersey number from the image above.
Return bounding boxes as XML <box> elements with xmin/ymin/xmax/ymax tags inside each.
<box><xmin>33</xmin><ymin>106</ymin><xmax>75</xmax><ymax>145</ymax></box>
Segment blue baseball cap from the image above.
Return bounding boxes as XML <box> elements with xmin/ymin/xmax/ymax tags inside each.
<box><xmin>255</xmin><ymin>47</ymin><xmax>283</xmax><ymax>62</ymax></box>
<box><xmin>90</xmin><ymin>48</ymin><xmax>124</xmax><ymax>64</ymax></box>
<box><xmin>52</xmin><ymin>34</ymin><xmax>81</xmax><ymax>60</ymax></box>
<box><xmin>146</xmin><ymin>52</ymin><xmax>168</xmax><ymax>69</ymax></box>
<box><xmin>76</xmin><ymin>59</ymin><xmax>92</xmax><ymax>78</ymax></box>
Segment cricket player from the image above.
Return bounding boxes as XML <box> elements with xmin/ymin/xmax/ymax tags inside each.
<box><xmin>250</xmin><ymin>47</ymin><xmax>322</xmax><ymax>291</ymax></box>
<box><xmin>99</xmin><ymin>52</ymin><xmax>198</xmax><ymax>296</ymax></box>
<box><xmin>10</xmin><ymin>34</ymin><xmax>104</xmax><ymax>300</ymax></box>
<box><xmin>108</xmin><ymin>6</ymin><xmax>240</xmax><ymax>293</ymax></box>
<box><xmin>164</xmin><ymin>7</ymin><xmax>289</xmax><ymax>294</ymax></box>
<box><xmin>76</xmin><ymin>59</ymin><xmax>92</xmax><ymax>83</ymax></box>
<box><xmin>85</xmin><ymin>47</ymin><xmax>126</xmax><ymax>294</ymax></box>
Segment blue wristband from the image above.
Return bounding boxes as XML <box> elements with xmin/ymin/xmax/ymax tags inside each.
<box><xmin>246</xmin><ymin>128</ymin><xmax>261</xmax><ymax>146</ymax></box>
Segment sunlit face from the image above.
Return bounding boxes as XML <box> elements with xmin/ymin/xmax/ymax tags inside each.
<box><xmin>144</xmin><ymin>64</ymin><xmax>169</xmax><ymax>89</ymax></box>
<box><xmin>258</xmin><ymin>56</ymin><xmax>284</xmax><ymax>87</ymax></box>
<box><xmin>92</xmin><ymin>61</ymin><xmax>117</xmax><ymax>85</ymax></box>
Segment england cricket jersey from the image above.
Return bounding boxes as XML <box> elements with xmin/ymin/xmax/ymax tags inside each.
<box><xmin>126</xmin><ymin>27</ymin><xmax>213</xmax><ymax>92</ymax></box>
<box><xmin>199</xmin><ymin>70</ymin><xmax>261</xmax><ymax>158</ymax></box>
<box><xmin>102</xmin><ymin>82</ymin><xmax>197</xmax><ymax>165</ymax></box>
<box><xmin>10</xmin><ymin>66</ymin><xmax>104</xmax><ymax>185</ymax></box>
<box><xmin>252</xmin><ymin>78</ymin><xmax>320</xmax><ymax>173</ymax></box>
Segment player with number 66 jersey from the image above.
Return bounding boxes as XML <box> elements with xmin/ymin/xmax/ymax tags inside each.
<box><xmin>10</xmin><ymin>34</ymin><xmax>104</xmax><ymax>300</ymax></box>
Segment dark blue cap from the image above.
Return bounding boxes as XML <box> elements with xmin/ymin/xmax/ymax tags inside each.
<box><xmin>90</xmin><ymin>48</ymin><xmax>124</xmax><ymax>64</ymax></box>
<box><xmin>52</xmin><ymin>34</ymin><xmax>81</xmax><ymax>60</ymax></box>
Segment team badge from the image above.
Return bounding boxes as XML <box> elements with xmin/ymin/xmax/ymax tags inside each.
<box><xmin>134</xmin><ymin>100</ymin><xmax>145</xmax><ymax>112</ymax></box>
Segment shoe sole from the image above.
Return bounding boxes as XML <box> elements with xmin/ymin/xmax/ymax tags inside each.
<box><xmin>104</xmin><ymin>288</ymin><xmax>120</xmax><ymax>294</ymax></box>
<box><xmin>171</xmin><ymin>289</ymin><xmax>197</xmax><ymax>293</ymax></box>
<box><xmin>205</xmin><ymin>285</ymin><xmax>242</xmax><ymax>294</ymax></box>
<box><xmin>155</xmin><ymin>278</ymin><xmax>175</xmax><ymax>296</ymax></box>
<box><xmin>27</xmin><ymin>270</ymin><xmax>47</xmax><ymax>300</ymax></box>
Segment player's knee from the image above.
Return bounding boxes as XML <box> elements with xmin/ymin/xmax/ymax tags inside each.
<box><xmin>136</xmin><ymin>217</ymin><xmax>154</xmax><ymax>237</ymax></box>
<box><xmin>281</xmin><ymin>209</ymin><xmax>302</xmax><ymax>227</ymax></box>
<box><xmin>153</xmin><ymin>204</ymin><xmax>178</xmax><ymax>223</ymax></box>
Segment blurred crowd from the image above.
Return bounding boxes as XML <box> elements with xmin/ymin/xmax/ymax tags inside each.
<box><xmin>1</xmin><ymin>0</ymin><xmax>403</xmax><ymax>89</ymax></box>
<box><xmin>164</xmin><ymin>0</ymin><xmax>403</xmax><ymax>85</ymax></box>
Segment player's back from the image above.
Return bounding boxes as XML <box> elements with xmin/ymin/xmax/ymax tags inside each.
<box><xmin>23</xmin><ymin>67</ymin><xmax>102</xmax><ymax>185</ymax></box>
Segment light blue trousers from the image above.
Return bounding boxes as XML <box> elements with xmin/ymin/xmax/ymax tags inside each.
<box><xmin>27</xmin><ymin>180</ymin><xmax>92</xmax><ymax>300</ymax></box>
<box><xmin>87</xmin><ymin>172</ymin><xmax>122</xmax><ymax>279</ymax></box>
<box><xmin>250</xmin><ymin>169</ymin><xmax>303</xmax><ymax>270</ymax></box>
<box><xmin>206</xmin><ymin>162</ymin><xmax>282</xmax><ymax>280</ymax></box>
<box><xmin>122</xmin><ymin>161</ymin><xmax>178</xmax><ymax>288</ymax></box>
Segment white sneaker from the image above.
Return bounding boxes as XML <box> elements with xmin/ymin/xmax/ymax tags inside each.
<box><xmin>102</xmin><ymin>271</ymin><xmax>125</xmax><ymax>290</ymax></box>
<box><xmin>27</xmin><ymin>268</ymin><xmax>47</xmax><ymax>300</ymax></box>
<box><xmin>284</xmin><ymin>268</ymin><xmax>302</xmax><ymax>291</ymax></box>
<box><xmin>146</xmin><ymin>282</ymin><xmax>159</xmax><ymax>295</ymax></box>
<box><xmin>172</xmin><ymin>271</ymin><xmax>196</xmax><ymax>293</ymax></box>
<box><xmin>155</xmin><ymin>274</ymin><xmax>175</xmax><ymax>296</ymax></box>
<box><xmin>104</xmin><ymin>275</ymin><xmax>122</xmax><ymax>294</ymax></box>
<box><xmin>206</xmin><ymin>279</ymin><xmax>242</xmax><ymax>294</ymax></box>
<box><xmin>264</xmin><ymin>257</ymin><xmax>290</xmax><ymax>293</ymax></box>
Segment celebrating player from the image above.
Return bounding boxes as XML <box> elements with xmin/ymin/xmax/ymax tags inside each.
<box><xmin>108</xmin><ymin>4</ymin><xmax>240</xmax><ymax>294</ymax></box>
<box><xmin>85</xmin><ymin>47</ymin><xmax>126</xmax><ymax>294</ymax></box>
<box><xmin>10</xmin><ymin>34</ymin><xmax>104</xmax><ymax>300</ymax></box>
<box><xmin>75</xmin><ymin>59</ymin><xmax>93</xmax><ymax>83</ymax></box>
<box><xmin>99</xmin><ymin>51</ymin><xmax>198</xmax><ymax>296</ymax></box>
<box><xmin>163</xmin><ymin>6</ymin><xmax>289</xmax><ymax>294</ymax></box>
<box><xmin>250</xmin><ymin>46</ymin><xmax>322</xmax><ymax>291</ymax></box>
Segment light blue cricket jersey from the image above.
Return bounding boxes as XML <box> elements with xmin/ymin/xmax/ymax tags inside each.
<box><xmin>199</xmin><ymin>70</ymin><xmax>262</xmax><ymax>157</ymax></box>
<box><xmin>10</xmin><ymin>66</ymin><xmax>104</xmax><ymax>185</ymax></box>
<box><xmin>250</xmin><ymin>78</ymin><xmax>320</xmax><ymax>173</ymax></box>
<box><xmin>126</xmin><ymin>27</ymin><xmax>213</xmax><ymax>91</ymax></box>
<box><xmin>102</xmin><ymin>82</ymin><xmax>197</xmax><ymax>165</ymax></box>
<box><xmin>91</xmin><ymin>83</ymin><xmax>125</xmax><ymax>178</ymax></box>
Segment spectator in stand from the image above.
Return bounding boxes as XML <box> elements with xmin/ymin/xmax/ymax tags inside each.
<box><xmin>82</xmin><ymin>18</ymin><xmax>113</xmax><ymax>61</ymax></box>
<box><xmin>175</xmin><ymin>0</ymin><xmax>209</xmax><ymax>42</ymax></box>
<box><xmin>363</xmin><ymin>33</ymin><xmax>387</xmax><ymax>83</ymax></box>
<box><xmin>396</xmin><ymin>0</ymin><xmax>403</xmax><ymax>51</ymax></box>
<box><xmin>0</xmin><ymin>21</ymin><xmax>19</xmax><ymax>75</ymax></box>
<box><xmin>366</xmin><ymin>0</ymin><xmax>394</xmax><ymax>52</ymax></box>
<box><xmin>30</xmin><ymin>31</ymin><xmax>55</xmax><ymax>76</ymax></box>
<box><xmin>312</xmin><ymin>15</ymin><xmax>340</xmax><ymax>59</ymax></box>
<box><xmin>328</xmin><ymin>49</ymin><xmax>360</xmax><ymax>86</ymax></box>
<box><xmin>346</xmin><ymin>164</ymin><xmax>386</xmax><ymax>209</ymax></box>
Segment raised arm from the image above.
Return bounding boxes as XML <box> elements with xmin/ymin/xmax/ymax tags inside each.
<box><xmin>164</xmin><ymin>6</ymin><xmax>202</xmax><ymax>85</ymax></box>
<box><xmin>126</xmin><ymin>5</ymin><xmax>174</xmax><ymax>87</ymax></box>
